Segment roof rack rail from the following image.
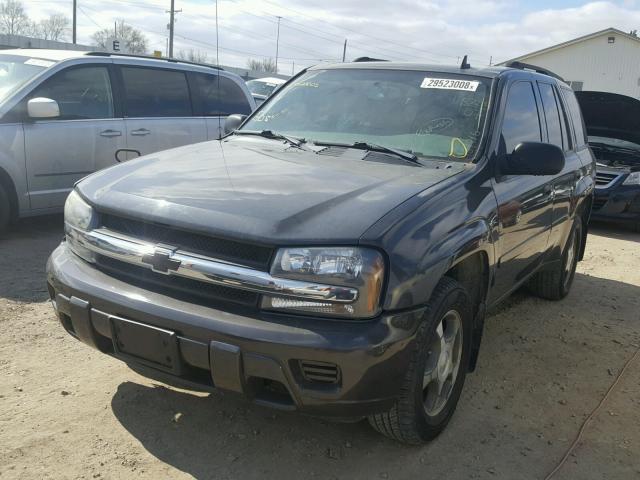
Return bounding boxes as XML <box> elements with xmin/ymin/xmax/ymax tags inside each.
<box><xmin>504</xmin><ymin>61</ymin><xmax>563</xmax><ymax>81</ymax></box>
<box><xmin>84</xmin><ymin>51</ymin><xmax>224</xmax><ymax>71</ymax></box>
<box><xmin>353</xmin><ymin>56</ymin><xmax>388</xmax><ymax>62</ymax></box>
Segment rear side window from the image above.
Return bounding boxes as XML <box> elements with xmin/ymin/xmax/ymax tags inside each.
<box><xmin>538</xmin><ymin>83</ymin><xmax>564</xmax><ymax>150</ymax></box>
<box><xmin>561</xmin><ymin>88</ymin><xmax>587</xmax><ymax>148</ymax></box>
<box><xmin>193</xmin><ymin>73</ymin><xmax>251</xmax><ymax>116</ymax></box>
<box><xmin>121</xmin><ymin>67</ymin><xmax>191</xmax><ymax>117</ymax></box>
<box><xmin>30</xmin><ymin>66</ymin><xmax>113</xmax><ymax>120</ymax></box>
<box><xmin>500</xmin><ymin>81</ymin><xmax>541</xmax><ymax>154</ymax></box>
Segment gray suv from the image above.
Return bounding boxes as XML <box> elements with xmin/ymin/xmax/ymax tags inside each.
<box><xmin>0</xmin><ymin>49</ymin><xmax>255</xmax><ymax>231</ymax></box>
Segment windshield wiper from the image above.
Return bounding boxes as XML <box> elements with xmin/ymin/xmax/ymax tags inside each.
<box><xmin>234</xmin><ymin>130</ymin><xmax>309</xmax><ymax>150</ymax></box>
<box><xmin>313</xmin><ymin>141</ymin><xmax>421</xmax><ymax>165</ymax></box>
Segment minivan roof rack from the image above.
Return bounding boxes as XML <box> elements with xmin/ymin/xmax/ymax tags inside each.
<box><xmin>85</xmin><ymin>51</ymin><xmax>224</xmax><ymax>70</ymax></box>
<box><xmin>353</xmin><ymin>56</ymin><xmax>388</xmax><ymax>62</ymax></box>
<box><xmin>504</xmin><ymin>61</ymin><xmax>563</xmax><ymax>81</ymax></box>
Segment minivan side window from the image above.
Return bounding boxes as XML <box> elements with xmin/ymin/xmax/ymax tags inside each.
<box><xmin>192</xmin><ymin>73</ymin><xmax>252</xmax><ymax>116</ymax></box>
<box><xmin>561</xmin><ymin>88</ymin><xmax>587</xmax><ymax>149</ymax></box>
<box><xmin>121</xmin><ymin>67</ymin><xmax>191</xmax><ymax>117</ymax></box>
<box><xmin>500</xmin><ymin>81</ymin><xmax>541</xmax><ymax>154</ymax></box>
<box><xmin>30</xmin><ymin>66</ymin><xmax>114</xmax><ymax>120</ymax></box>
<box><xmin>538</xmin><ymin>82</ymin><xmax>564</xmax><ymax>150</ymax></box>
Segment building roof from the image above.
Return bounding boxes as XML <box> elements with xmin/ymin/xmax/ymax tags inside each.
<box><xmin>499</xmin><ymin>27</ymin><xmax>640</xmax><ymax>65</ymax></box>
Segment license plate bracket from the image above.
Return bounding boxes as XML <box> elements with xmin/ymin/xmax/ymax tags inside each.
<box><xmin>110</xmin><ymin>316</ymin><xmax>181</xmax><ymax>375</ymax></box>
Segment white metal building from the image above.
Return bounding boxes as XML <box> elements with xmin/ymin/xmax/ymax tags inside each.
<box><xmin>499</xmin><ymin>27</ymin><xmax>640</xmax><ymax>99</ymax></box>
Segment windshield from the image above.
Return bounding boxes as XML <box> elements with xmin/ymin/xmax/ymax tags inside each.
<box><xmin>247</xmin><ymin>79</ymin><xmax>280</xmax><ymax>97</ymax></box>
<box><xmin>0</xmin><ymin>55</ymin><xmax>52</xmax><ymax>103</ymax></box>
<box><xmin>241</xmin><ymin>68</ymin><xmax>491</xmax><ymax>161</ymax></box>
<box><xmin>589</xmin><ymin>136</ymin><xmax>640</xmax><ymax>152</ymax></box>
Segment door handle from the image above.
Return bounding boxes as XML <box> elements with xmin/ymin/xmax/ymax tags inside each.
<box><xmin>100</xmin><ymin>129</ymin><xmax>122</xmax><ymax>138</ymax></box>
<box><xmin>130</xmin><ymin>128</ymin><xmax>151</xmax><ymax>136</ymax></box>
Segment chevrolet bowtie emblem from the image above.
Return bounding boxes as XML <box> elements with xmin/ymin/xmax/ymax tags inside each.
<box><xmin>141</xmin><ymin>244</ymin><xmax>181</xmax><ymax>274</ymax></box>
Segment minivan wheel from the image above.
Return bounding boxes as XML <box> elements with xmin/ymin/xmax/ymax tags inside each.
<box><xmin>368</xmin><ymin>277</ymin><xmax>472</xmax><ymax>444</ymax></box>
<box><xmin>528</xmin><ymin>218</ymin><xmax>582</xmax><ymax>300</ymax></box>
<box><xmin>0</xmin><ymin>185</ymin><xmax>10</xmax><ymax>233</ymax></box>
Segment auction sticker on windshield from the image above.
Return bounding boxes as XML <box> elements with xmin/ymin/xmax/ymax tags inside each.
<box><xmin>420</xmin><ymin>78</ymin><xmax>480</xmax><ymax>91</ymax></box>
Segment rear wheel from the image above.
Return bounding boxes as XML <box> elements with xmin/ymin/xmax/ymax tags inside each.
<box><xmin>368</xmin><ymin>277</ymin><xmax>472</xmax><ymax>444</ymax></box>
<box><xmin>528</xmin><ymin>218</ymin><xmax>582</xmax><ymax>300</ymax></box>
<box><xmin>0</xmin><ymin>185</ymin><xmax>10</xmax><ymax>233</ymax></box>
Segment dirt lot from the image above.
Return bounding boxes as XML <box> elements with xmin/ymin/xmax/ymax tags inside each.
<box><xmin>1</xmin><ymin>216</ymin><xmax>639</xmax><ymax>480</ymax></box>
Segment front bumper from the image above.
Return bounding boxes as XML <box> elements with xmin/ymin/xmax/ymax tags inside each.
<box><xmin>47</xmin><ymin>243</ymin><xmax>424</xmax><ymax>418</ymax></box>
<box><xmin>591</xmin><ymin>186</ymin><xmax>640</xmax><ymax>227</ymax></box>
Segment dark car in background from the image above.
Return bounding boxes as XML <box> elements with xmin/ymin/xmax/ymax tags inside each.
<box><xmin>47</xmin><ymin>61</ymin><xmax>594</xmax><ymax>444</ymax></box>
<box><xmin>576</xmin><ymin>91</ymin><xmax>640</xmax><ymax>231</ymax></box>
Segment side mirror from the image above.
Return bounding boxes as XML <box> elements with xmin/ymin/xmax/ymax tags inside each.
<box><xmin>501</xmin><ymin>142</ymin><xmax>565</xmax><ymax>176</ymax></box>
<box><xmin>224</xmin><ymin>114</ymin><xmax>247</xmax><ymax>135</ymax></box>
<box><xmin>27</xmin><ymin>97</ymin><xmax>60</xmax><ymax>119</ymax></box>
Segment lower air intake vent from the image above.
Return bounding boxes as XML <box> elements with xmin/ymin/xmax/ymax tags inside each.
<box><xmin>299</xmin><ymin>360</ymin><xmax>340</xmax><ymax>384</ymax></box>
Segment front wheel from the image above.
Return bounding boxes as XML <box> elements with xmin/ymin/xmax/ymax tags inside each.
<box><xmin>368</xmin><ymin>277</ymin><xmax>472</xmax><ymax>444</ymax></box>
<box><xmin>0</xmin><ymin>185</ymin><xmax>10</xmax><ymax>233</ymax></box>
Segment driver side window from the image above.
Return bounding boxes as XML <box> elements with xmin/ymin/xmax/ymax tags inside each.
<box><xmin>500</xmin><ymin>81</ymin><xmax>542</xmax><ymax>154</ymax></box>
<box><xmin>30</xmin><ymin>66</ymin><xmax>114</xmax><ymax>120</ymax></box>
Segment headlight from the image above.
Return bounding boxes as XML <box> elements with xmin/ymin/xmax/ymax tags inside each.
<box><xmin>261</xmin><ymin>247</ymin><xmax>385</xmax><ymax>318</ymax></box>
<box><xmin>623</xmin><ymin>171</ymin><xmax>640</xmax><ymax>186</ymax></box>
<box><xmin>64</xmin><ymin>190</ymin><xmax>96</xmax><ymax>230</ymax></box>
<box><xmin>64</xmin><ymin>190</ymin><xmax>97</xmax><ymax>262</ymax></box>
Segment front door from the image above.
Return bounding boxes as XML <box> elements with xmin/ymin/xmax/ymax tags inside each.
<box><xmin>491</xmin><ymin>80</ymin><xmax>554</xmax><ymax>301</ymax></box>
<box><xmin>118</xmin><ymin>65</ymin><xmax>206</xmax><ymax>157</ymax></box>
<box><xmin>23</xmin><ymin>64</ymin><xmax>124</xmax><ymax>209</ymax></box>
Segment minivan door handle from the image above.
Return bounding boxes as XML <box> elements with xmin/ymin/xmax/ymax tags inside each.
<box><xmin>130</xmin><ymin>128</ymin><xmax>151</xmax><ymax>136</ymax></box>
<box><xmin>100</xmin><ymin>129</ymin><xmax>122</xmax><ymax>138</ymax></box>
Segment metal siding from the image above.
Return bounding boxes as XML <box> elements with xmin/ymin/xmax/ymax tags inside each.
<box><xmin>520</xmin><ymin>33</ymin><xmax>640</xmax><ymax>99</ymax></box>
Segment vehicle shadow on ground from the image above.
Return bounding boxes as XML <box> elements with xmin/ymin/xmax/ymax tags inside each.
<box><xmin>0</xmin><ymin>215</ymin><xmax>63</xmax><ymax>302</ymax></box>
<box><xmin>110</xmin><ymin>271</ymin><xmax>640</xmax><ymax>480</ymax></box>
<box><xmin>589</xmin><ymin>221</ymin><xmax>640</xmax><ymax>242</ymax></box>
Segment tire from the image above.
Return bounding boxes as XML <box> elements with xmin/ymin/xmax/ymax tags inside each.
<box><xmin>528</xmin><ymin>217</ymin><xmax>582</xmax><ymax>300</ymax></box>
<box><xmin>0</xmin><ymin>185</ymin><xmax>10</xmax><ymax>233</ymax></box>
<box><xmin>368</xmin><ymin>277</ymin><xmax>472</xmax><ymax>444</ymax></box>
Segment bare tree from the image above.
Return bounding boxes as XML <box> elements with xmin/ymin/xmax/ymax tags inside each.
<box><xmin>36</xmin><ymin>13</ymin><xmax>69</xmax><ymax>41</ymax></box>
<box><xmin>0</xmin><ymin>0</ymin><xmax>30</xmax><ymax>35</ymax></box>
<box><xmin>246</xmin><ymin>58</ymin><xmax>277</xmax><ymax>73</ymax></box>
<box><xmin>177</xmin><ymin>49</ymin><xmax>209</xmax><ymax>63</ymax></box>
<box><xmin>92</xmin><ymin>19</ymin><xmax>148</xmax><ymax>54</ymax></box>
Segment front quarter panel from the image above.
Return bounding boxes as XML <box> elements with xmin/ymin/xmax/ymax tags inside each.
<box><xmin>0</xmin><ymin>123</ymin><xmax>28</xmax><ymax>214</ymax></box>
<box><xmin>362</xmin><ymin>165</ymin><xmax>498</xmax><ymax>311</ymax></box>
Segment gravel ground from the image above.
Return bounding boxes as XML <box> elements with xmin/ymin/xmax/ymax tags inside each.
<box><xmin>1</xmin><ymin>216</ymin><xmax>639</xmax><ymax>480</ymax></box>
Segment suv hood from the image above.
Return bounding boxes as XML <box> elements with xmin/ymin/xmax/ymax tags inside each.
<box><xmin>78</xmin><ymin>137</ymin><xmax>465</xmax><ymax>244</ymax></box>
<box><xmin>575</xmin><ymin>91</ymin><xmax>640</xmax><ymax>145</ymax></box>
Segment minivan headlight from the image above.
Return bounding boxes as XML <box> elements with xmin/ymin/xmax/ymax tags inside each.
<box><xmin>261</xmin><ymin>247</ymin><xmax>385</xmax><ymax>318</ymax></box>
<box><xmin>623</xmin><ymin>171</ymin><xmax>640</xmax><ymax>186</ymax></box>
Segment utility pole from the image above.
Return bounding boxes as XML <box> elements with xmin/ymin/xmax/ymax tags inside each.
<box><xmin>167</xmin><ymin>0</ymin><xmax>182</xmax><ymax>58</ymax></box>
<box><xmin>275</xmin><ymin>16</ymin><xmax>282</xmax><ymax>74</ymax></box>
<box><xmin>489</xmin><ymin>55</ymin><xmax>493</xmax><ymax>66</ymax></box>
<box><xmin>342</xmin><ymin>38</ymin><xmax>347</xmax><ymax>62</ymax></box>
<box><xmin>291</xmin><ymin>61</ymin><xmax>294</xmax><ymax>75</ymax></box>
<box><xmin>72</xmin><ymin>0</ymin><xmax>77</xmax><ymax>44</ymax></box>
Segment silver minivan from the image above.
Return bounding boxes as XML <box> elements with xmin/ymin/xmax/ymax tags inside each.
<box><xmin>0</xmin><ymin>49</ymin><xmax>255</xmax><ymax>231</ymax></box>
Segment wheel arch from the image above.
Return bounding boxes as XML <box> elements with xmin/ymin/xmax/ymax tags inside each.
<box><xmin>0</xmin><ymin>166</ymin><xmax>19</xmax><ymax>222</ymax></box>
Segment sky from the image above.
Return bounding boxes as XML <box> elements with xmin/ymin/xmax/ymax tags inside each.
<box><xmin>22</xmin><ymin>0</ymin><xmax>640</xmax><ymax>74</ymax></box>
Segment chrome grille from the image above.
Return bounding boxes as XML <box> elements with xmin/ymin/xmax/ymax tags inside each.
<box><xmin>101</xmin><ymin>214</ymin><xmax>273</xmax><ymax>269</ymax></box>
<box><xmin>595</xmin><ymin>171</ymin><xmax>621</xmax><ymax>188</ymax></box>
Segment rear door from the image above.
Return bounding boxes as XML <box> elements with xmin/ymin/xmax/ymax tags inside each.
<box><xmin>537</xmin><ymin>82</ymin><xmax>582</xmax><ymax>244</ymax></box>
<box><xmin>118</xmin><ymin>65</ymin><xmax>206</xmax><ymax>157</ymax></box>
<box><xmin>491</xmin><ymin>80</ymin><xmax>554</xmax><ymax>300</ymax></box>
<box><xmin>22</xmin><ymin>63</ymin><xmax>125</xmax><ymax>209</ymax></box>
<box><xmin>190</xmin><ymin>72</ymin><xmax>253</xmax><ymax>140</ymax></box>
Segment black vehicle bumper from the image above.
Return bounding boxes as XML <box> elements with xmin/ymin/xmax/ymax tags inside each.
<box><xmin>591</xmin><ymin>187</ymin><xmax>640</xmax><ymax>227</ymax></box>
<box><xmin>46</xmin><ymin>243</ymin><xmax>424</xmax><ymax>419</ymax></box>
